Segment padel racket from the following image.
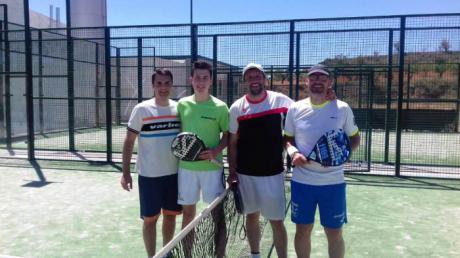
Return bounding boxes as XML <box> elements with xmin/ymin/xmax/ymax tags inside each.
<box><xmin>307</xmin><ymin>129</ymin><xmax>351</xmax><ymax>166</ymax></box>
<box><xmin>230</xmin><ymin>182</ymin><xmax>244</xmax><ymax>214</ymax></box>
<box><xmin>171</xmin><ymin>132</ymin><xmax>222</xmax><ymax>166</ymax></box>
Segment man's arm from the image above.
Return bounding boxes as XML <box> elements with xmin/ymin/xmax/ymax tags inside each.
<box><xmin>284</xmin><ymin>135</ymin><xmax>308</xmax><ymax>167</ymax></box>
<box><xmin>349</xmin><ymin>133</ymin><xmax>360</xmax><ymax>151</ymax></box>
<box><xmin>199</xmin><ymin>132</ymin><xmax>228</xmax><ymax>160</ymax></box>
<box><xmin>121</xmin><ymin>130</ymin><xmax>137</xmax><ymax>191</ymax></box>
<box><xmin>227</xmin><ymin>132</ymin><xmax>238</xmax><ymax>184</ymax></box>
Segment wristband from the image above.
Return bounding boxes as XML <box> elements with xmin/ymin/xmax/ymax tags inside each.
<box><xmin>287</xmin><ymin>145</ymin><xmax>299</xmax><ymax>158</ymax></box>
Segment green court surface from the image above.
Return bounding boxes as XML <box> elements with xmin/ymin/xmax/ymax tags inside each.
<box><xmin>0</xmin><ymin>160</ymin><xmax>459</xmax><ymax>258</ymax></box>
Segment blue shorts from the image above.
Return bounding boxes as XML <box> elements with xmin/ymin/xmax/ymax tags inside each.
<box><xmin>138</xmin><ymin>174</ymin><xmax>182</xmax><ymax>219</ymax></box>
<box><xmin>291</xmin><ymin>181</ymin><xmax>347</xmax><ymax>229</ymax></box>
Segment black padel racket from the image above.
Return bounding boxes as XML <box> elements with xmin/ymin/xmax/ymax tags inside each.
<box><xmin>171</xmin><ymin>132</ymin><xmax>222</xmax><ymax>166</ymax></box>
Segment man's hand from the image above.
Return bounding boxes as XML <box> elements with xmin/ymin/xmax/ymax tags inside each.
<box><xmin>199</xmin><ymin>148</ymin><xmax>219</xmax><ymax>161</ymax></box>
<box><xmin>292</xmin><ymin>152</ymin><xmax>309</xmax><ymax>167</ymax></box>
<box><xmin>227</xmin><ymin>172</ymin><xmax>238</xmax><ymax>185</ymax></box>
<box><xmin>120</xmin><ymin>173</ymin><xmax>133</xmax><ymax>191</ymax></box>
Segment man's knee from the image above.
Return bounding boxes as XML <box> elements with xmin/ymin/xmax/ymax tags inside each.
<box><xmin>143</xmin><ymin>215</ymin><xmax>159</xmax><ymax>227</ymax></box>
<box><xmin>324</xmin><ymin>227</ymin><xmax>343</xmax><ymax>241</ymax></box>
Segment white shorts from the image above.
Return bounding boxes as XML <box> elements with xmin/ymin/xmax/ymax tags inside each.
<box><xmin>237</xmin><ymin>172</ymin><xmax>286</xmax><ymax>220</ymax></box>
<box><xmin>178</xmin><ymin>168</ymin><xmax>225</xmax><ymax>205</ymax></box>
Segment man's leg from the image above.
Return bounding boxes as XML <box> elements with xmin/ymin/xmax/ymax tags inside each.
<box><xmin>143</xmin><ymin>215</ymin><xmax>159</xmax><ymax>257</ymax></box>
<box><xmin>324</xmin><ymin>227</ymin><xmax>344</xmax><ymax>258</ymax></box>
<box><xmin>181</xmin><ymin>204</ymin><xmax>196</xmax><ymax>228</ymax></box>
<box><xmin>162</xmin><ymin>214</ymin><xmax>177</xmax><ymax>246</ymax></box>
<box><xmin>295</xmin><ymin>224</ymin><xmax>314</xmax><ymax>258</ymax></box>
<box><xmin>269</xmin><ymin>219</ymin><xmax>288</xmax><ymax>258</ymax></box>
<box><xmin>246</xmin><ymin>212</ymin><xmax>261</xmax><ymax>257</ymax></box>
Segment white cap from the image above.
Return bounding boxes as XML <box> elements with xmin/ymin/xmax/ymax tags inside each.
<box><xmin>242</xmin><ymin>63</ymin><xmax>265</xmax><ymax>78</ymax></box>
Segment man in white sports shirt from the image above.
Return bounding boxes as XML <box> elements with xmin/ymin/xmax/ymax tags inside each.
<box><xmin>120</xmin><ymin>69</ymin><xmax>181</xmax><ymax>258</ymax></box>
<box><xmin>284</xmin><ymin>64</ymin><xmax>360</xmax><ymax>258</ymax></box>
<box><xmin>227</xmin><ymin>63</ymin><xmax>292</xmax><ymax>258</ymax></box>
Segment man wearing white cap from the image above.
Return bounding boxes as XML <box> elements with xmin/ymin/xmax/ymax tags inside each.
<box><xmin>227</xmin><ymin>63</ymin><xmax>293</xmax><ymax>258</ymax></box>
<box><xmin>284</xmin><ymin>64</ymin><xmax>360</xmax><ymax>258</ymax></box>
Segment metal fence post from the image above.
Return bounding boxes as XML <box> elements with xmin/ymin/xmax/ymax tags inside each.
<box><xmin>288</xmin><ymin>21</ymin><xmax>295</xmax><ymax>99</ymax></box>
<box><xmin>367</xmin><ymin>70</ymin><xmax>374</xmax><ymax>171</ymax></box>
<box><xmin>227</xmin><ymin>67</ymin><xmax>233</xmax><ymax>105</ymax></box>
<box><xmin>212</xmin><ymin>35</ymin><xmax>217</xmax><ymax>97</ymax></box>
<box><xmin>116</xmin><ymin>48</ymin><xmax>121</xmax><ymax>125</ymax></box>
<box><xmin>1</xmin><ymin>5</ymin><xmax>11</xmax><ymax>149</ymax></box>
<box><xmin>137</xmin><ymin>37</ymin><xmax>143</xmax><ymax>103</ymax></box>
<box><xmin>95</xmin><ymin>42</ymin><xmax>100</xmax><ymax>127</ymax></box>
<box><xmin>0</xmin><ymin>20</ymin><xmax>3</xmax><ymax>136</ymax></box>
<box><xmin>395</xmin><ymin>17</ymin><xmax>406</xmax><ymax>177</ymax></box>
<box><xmin>38</xmin><ymin>30</ymin><xmax>44</xmax><ymax>134</ymax></box>
<box><xmin>384</xmin><ymin>29</ymin><xmax>394</xmax><ymax>164</ymax></box>
<box><xmin>406</xmin><ymin>63</ymin><xmax>411</xmax><ymax>110</ymax></box>
<box><xmin>66</xmin><ymin>0</ymin><xmax>75</xmax><ymax>151</ymax></box>
<box><xmin>191</xmin><ymin>24</ymin><xmax>197</xmax><ymax>63</ymax></box>
<box><xmin>295</xmin><ymin>32</ymin><xmax>300</xmax><ymax>100</ymax></box>
<box><xmin>104</xmin><ymin>27</ymin><xmax>112</xmax><ymax>162</ymax></box>
<box><xmin>23</xmin><ymin>0</ymin><xmax>35</xmax><ymax>160</ymax></box>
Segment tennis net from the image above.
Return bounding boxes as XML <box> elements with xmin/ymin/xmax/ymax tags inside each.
<box><xmin>153</xmin><ymin>188</ymin><xmax>251</xmax><ymax>258</ymax></box>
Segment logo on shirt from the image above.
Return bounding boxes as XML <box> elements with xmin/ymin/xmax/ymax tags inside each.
<box><xmin>201</xmin><ymin>116</ymin><xmax>217</xmax><ymax>121</ymax></box>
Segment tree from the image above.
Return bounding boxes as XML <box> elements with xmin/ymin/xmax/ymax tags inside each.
<box><xmin>439</xmin><ymin>39</ymin><xmax>450</xmax><ymax>53</ymax></box>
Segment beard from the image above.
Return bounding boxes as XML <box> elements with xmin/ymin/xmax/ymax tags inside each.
<box><xmin>249</xmin><ymin>83</ymin><xmax>264</xmax><ymax>96</ymax></box>
<box><xmin>309</xmin><ymin>83</ymin><xmax>326</xmax><ymax>94</ymax></box>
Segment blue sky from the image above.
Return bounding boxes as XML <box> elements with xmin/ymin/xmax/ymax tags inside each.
<box><xmin>29</xmin><ymin>0</ymin><xmax>460</xmax><ymax>25</ymax></box>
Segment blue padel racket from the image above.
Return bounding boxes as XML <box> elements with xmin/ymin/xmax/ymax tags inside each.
<box><xmin>307</xmin><ymin>129</ymin><xmax>351</xmax><ymax>166</ymax></box>
<box><xmin>171</xmin><ymin>132</ymin><xmax>222</xmax><ymax>166</ymax></box>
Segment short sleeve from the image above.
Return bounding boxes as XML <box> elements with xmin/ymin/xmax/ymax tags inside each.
<box><xmin>343</xmin><ymin>106</ymin><xmax>359</xmax><ymax>136</ymax></box>
<box><xmin>229</xmin><ymin>104</ymin><xmax>239</xmax><ymax>134</ymax></box>
<box><xmin>127</xmin><ymin>105</ymin><xmax>143</xmax><ymax>133</ymax></box>
<box><xmin>219</xmin><ymin>104</ymin><xmax>229</xmax><ymax>133</ymax></box>
<box><xmin>283</xmin><ymin>105</ymin><xmax>296</xmax><ymax>137</ymax></box>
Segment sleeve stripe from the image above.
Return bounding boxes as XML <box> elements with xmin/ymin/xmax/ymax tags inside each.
<box><xmin>283</xmin><ymin>131</ymin><xmax>294</xmax><ymax>137</ymax></box>
<box><xmin>349</xmin><ymin>128</ymin><xmax>359</xmax><ymax>137</ymax></box>
<box><xmin>127</xmin><ymin>127</ymin><xmax>139</xmax><ymax>134</ymax></box>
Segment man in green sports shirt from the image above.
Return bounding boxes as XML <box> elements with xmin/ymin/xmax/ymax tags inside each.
<box><xmin>177</xmin><ymin>61</ymin><xmax>229</xmax><ymax>228</ymax></box>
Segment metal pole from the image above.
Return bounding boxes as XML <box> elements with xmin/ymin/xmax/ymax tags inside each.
<box><xmin>38</xmin><ymin>30</ymin><xmax>44</xmax><ymax>134</ymax></box>
<box><xmin>358</xmin><ymin>66</ymin><xmax>362</xmax><ymax>108</ymax></box>
<box><xmin>456</xmin><ymin>63</ymin><xmax>460</xmax><ymax>132</ymax></box>
<box><xmin>137</xmin><ymin>37</ymin><xmax>143</xmax><ymax>103</ymax></box>
<box><xmin>270</xmin><ymin>65</ymin><xmax>273</xmax><ymax>90</ymax></box>
<box><xmin>66</xmin><ymin>0</ymin><xmax>75</xmax><ymax>151</ymax></box>
<box><xmin>95</xmin><ymin>43</ymin><xmax>100</xmax><ymax>127</ymax></box>
<box><xmin>190</xmin><ymin>0</ymin><xmax>193</xmax><ymax>25</ymax></box>
<box><xmin>23</xmin><ymin>0</ymin><xmax>35</xmax><ymax>160</ymax></box>
<box><xmin>384</xmin><ymin>29</ymin><xmax>393</xmax><ymax>164</ymax></box>
<box><xmin>295</xmin><ymin>32</ymin><xmax>300</xmax><ymax>100</ymax></box>
<box><xmin>116</xmin><ymin>48</ymin><xmax>121</xmax><ymax>125</ymax></box>
<box><xmin>406</xmin><ymin>63</ymin><xmax>411</xmax><ymax>110</ymax></box>
<box><xmin>104</xmin><ymin>27</ymin><xmax>112</xmax><ymax>162</ymax></box>
<box><xmin>288</xmin><ymin>21</ymin><xmax>295</xmax><ymax>99</ymax></box>
<box><xmin>395</xmin><ymin>17</ymin><xmax>406</xmax><ymax>177</ymax></box>
<box><xmin>0</xmin><ymin>20</ymin><xmax>3</xmax><ymax>137</ymax></box>
<box><xmin>212</xmin><ymin>35</ymin><xmax>217</xmax><ymax>97</ymax></box>
<box><xmin>367</xmin><ymin>70</ymin><xmax>374</xmax><ymax>171</ymax></box>
<box><xmin>2</xmin><ymin>5</ymin><xmax>11</xmax><ymax>149</ymax></box>
<box><xmin>227</xmin><ymin>68</ymin><xmax>233</xmax><ymax>105</ymax></box>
